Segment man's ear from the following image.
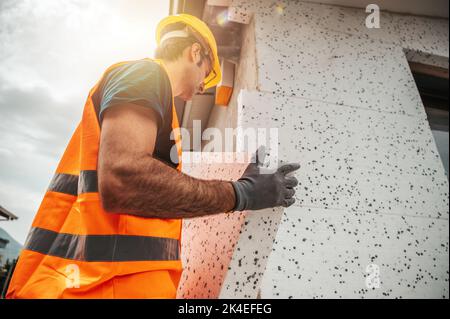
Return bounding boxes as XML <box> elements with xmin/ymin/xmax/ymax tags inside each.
<box><xmin>190</xmin><ymin>42</ymin><xmax>203</xmax><ymax>66</ymax></box>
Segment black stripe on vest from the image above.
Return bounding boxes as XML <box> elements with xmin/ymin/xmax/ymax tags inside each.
<box><xmin>48</xmin><ymin>170</ymin><xmax>98</xmax><ymax>196</ymax></box>
<box><xmin>24</xmin><ymin>227</ymin><xmax>180</xmax><ymax>262</ymax></box>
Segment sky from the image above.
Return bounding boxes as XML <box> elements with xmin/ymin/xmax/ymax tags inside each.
<box><xmin>0</xmin><ymin>0</ymin><xmax>170</xmax><ymax>244</ymax></box>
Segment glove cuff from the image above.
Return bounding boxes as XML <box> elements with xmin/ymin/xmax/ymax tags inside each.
<box><xmin>230</xmin><ymin>181</ymin><xmax>246</xmax><ymax>212</ymax></box>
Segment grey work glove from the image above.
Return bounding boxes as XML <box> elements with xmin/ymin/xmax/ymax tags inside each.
<box><xmin>231</xmin><ymin>146</ymin><xmax>300</xmax><ymax>211</ymax></box>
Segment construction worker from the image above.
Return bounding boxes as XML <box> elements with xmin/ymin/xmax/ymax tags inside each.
<box><xmin>5</xmin><ymin>14</ymin><xmax>300</xmax><ymax>299</ymax></box>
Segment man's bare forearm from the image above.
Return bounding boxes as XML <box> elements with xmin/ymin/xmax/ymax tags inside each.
<box><xmin>99</xmin><ymin>153</ymin><xmax>237</xmax><ymax>218</ymax></box>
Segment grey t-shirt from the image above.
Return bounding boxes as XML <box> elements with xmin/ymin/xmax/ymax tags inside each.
<box><xmin>93</xmin><ymin>59</ymin><xmax>179</xmax><ymax>168</ymax></box>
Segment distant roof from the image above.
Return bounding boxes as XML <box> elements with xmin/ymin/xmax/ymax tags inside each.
<box><xmin>0</xmin><ymin>205</ymin><xmax>18</xmax><ymax>221</ymax></box>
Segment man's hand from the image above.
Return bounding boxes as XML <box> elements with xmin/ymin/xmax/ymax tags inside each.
<box><xmin>231</xmin><ymin>146</ymin><xmax>300</xmax><ymax>211</ymax></box>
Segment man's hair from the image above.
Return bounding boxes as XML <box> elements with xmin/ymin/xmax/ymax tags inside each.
<box><xmin>154</xmin><ymin>22</ymin><xmax>202</xmax><ymax>62</ymax></box>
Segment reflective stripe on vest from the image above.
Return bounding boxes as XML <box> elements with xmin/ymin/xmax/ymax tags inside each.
<box><xmin>24</xmin><ymin>227</ymin><xmax>180</xmax><ymax>262</ymax></box>
<box><xmin>48</xmin><ymin>170</ymin><xmax>98</xmax><ymax>196</ymax></box>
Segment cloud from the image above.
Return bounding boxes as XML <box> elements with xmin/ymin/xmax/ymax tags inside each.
<box><xmin>0</xmin><ymin>83</ymin><xmax>80</xmax><ymax>183</ymax></box>
<box><xmin>0</xmin><ymin>0</ymin><xmax>167</xmax><ymax>98</ymax></box>
<box><xmin>0</xmin><ymin>83</ymin><xmax>80</xmax><ymax>244</ymax></box>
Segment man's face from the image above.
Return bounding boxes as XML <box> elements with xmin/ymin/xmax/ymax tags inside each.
<box><xmin>178</xmin><ymin>43</ymin><xmax>213</xmax><ymax>101</ymax></box>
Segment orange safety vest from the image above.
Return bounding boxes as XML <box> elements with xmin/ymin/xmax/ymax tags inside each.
<box><xmin>6</xmin><ymin>58</ymin><xmax>184</xmax><ymax>299</ymax></box>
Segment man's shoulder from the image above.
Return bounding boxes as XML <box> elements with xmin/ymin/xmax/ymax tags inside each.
<box><xmin>105</xmin><ymin>58</ymin><xmax>163</xmax><ymax>78</ymax></box>
<box><xmin>95</xmin><ymin>58</ymin><xmax>172</xmax><ymax>130</ymax></box>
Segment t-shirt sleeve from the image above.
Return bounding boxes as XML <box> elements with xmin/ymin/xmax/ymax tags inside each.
<box><xmin>98</xmin><ymin>60</ymin><xmax>166</xmax><ymax>132</ymax></box>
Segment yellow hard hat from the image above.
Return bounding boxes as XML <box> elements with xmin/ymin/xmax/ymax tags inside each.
<box><xmin>156</xmin><ymin>14</ymin><xmax>222</xmax><ymax>90</ymax></box>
